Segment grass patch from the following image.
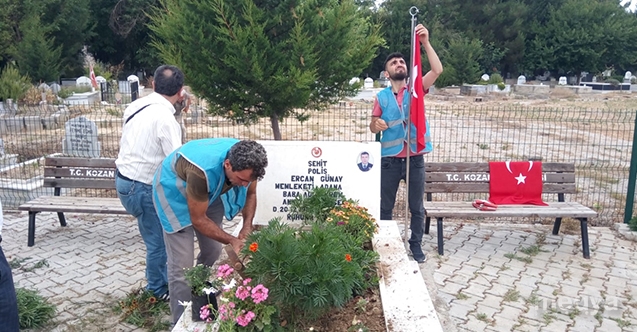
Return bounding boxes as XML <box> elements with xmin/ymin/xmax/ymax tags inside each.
<box><xmin>16</xmin><ymin>287</ymin><xmax>57</xmax><ymax>329</ymax></box>
<box><xmin>456</xmin><ymin>292</ymin><xmax>469</xmax><ymax>300</ymax></box>
<box><xmin>525</xmin><ymin>293</ymin><xmax>540</xmax><ymax>306</ymax></box>
<box><xmin>504</xmin><ymin>252</ymin><xmax>533</xmax><ymax>263</ymax></box>
<box><xmin>519</xmin><ymin>245</ymin><xmax>542</xmax><ymax>256</ymax></box>
<box><xmin>503</xmin><ymin>289</ymin><xmax>520</xmax><ymax>302</ymax></box>
<box><xmin>568</xmin><ymin>308</ymin><xmax>580</xmax><ymax>319</ymax></box>
<box><xmin>113</xmin><ymin>288</ymin><xmax>171</xmax><ymax>332</ymax></box>
<box><xmin>610</xmin><ymin>317</ymin><xmax>631</xmax><ymax>328</ymax></box>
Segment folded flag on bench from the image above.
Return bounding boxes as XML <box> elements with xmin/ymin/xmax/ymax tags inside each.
<box><xmin>489</xmin><ymin>161</ymin><xmax>547</xmax><ymax>206</ymax></box>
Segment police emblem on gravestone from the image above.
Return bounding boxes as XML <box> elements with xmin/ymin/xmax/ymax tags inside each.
<box><xmin>63</xmin><ymin>116</ymin><xmax>101</xmax><ymax>158</ymax></box>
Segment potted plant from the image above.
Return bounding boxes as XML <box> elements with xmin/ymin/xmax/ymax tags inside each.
<box><xmin>184</xmin><ymin>264</ymin><xmax>221</xmax><ymax>322</ymax></box>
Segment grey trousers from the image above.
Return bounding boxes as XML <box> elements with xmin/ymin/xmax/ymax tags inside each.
<box><xmin>164</xmin><ymin>198</ymin><xmax>225</xmax><ymax>324</ymax></box>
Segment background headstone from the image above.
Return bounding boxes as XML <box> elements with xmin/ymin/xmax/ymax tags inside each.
<box><xmin>76</xmin><ymin>76</ymin><xmax>91</xmax><ymax>87</ymax></box>
<box><xmin>50</xmin><ymin>83</ymin><xmax>61</xmax><ymax>94</ymax></box>
<box><xmin>558</xmin><ymin>76</ymin><xmax>567</xmax><ymax>85</ymax></box>
<box><xmin>349</xmin><ymin>77</ymin><xmax>360</xmax><ymax>85</ymax></box>
<box><xmin>38</xmin><ymin>83</ymin><xmax>51</xmax><ymax>91</ymax></box>
<box><xmin>624</xmin><ymin>71</ymin><xmax>632</xmax><ymax>83</ymax></box>
<box><xmin>517</xmin><ymin>75</ymin><xmax>526</xmax><ymax>85</ymax></box>
<box><xmin>363</xmin><ymin>77</ymin><xmax>373</xmax><ymax>89</ymax></box>
<box><xmin>63</xmin><ymin>116</ymin><xmax>101</xmax><ymax>158</ymax></box>
<box><xmin>481</xmin><ymin>74</ymin><xmax>489</xmax><ymax>81</ymax></box>
<box><xmin>95</xmin><ymin>76</ymin><xmax>107</xmax><ymax>84</ymax></box>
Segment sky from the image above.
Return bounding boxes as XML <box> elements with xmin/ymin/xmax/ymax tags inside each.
<box><xmin>621</xmin><ymin>0</ymin><xmax>637</xmax><ymax>12</ymax></box>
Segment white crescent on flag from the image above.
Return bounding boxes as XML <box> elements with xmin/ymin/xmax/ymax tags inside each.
<box><xmin>505</xmin><ymin>161</ymin><xmax>533</xmax><ymax>174</ymax></box>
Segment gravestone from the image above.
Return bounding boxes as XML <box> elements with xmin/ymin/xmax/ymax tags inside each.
<box><xmin>63</xmin><ymin>116</ymin><xmax>101</xmax><ymax>158</ymax></box>
<box><xmin>50</xmin><ymin>83</ymin><xmax>62</xmax><ymax>94</ymax></box>
<box><xmin>625</xmin><ymin>71</ymin><xmax>632</xmax><ymax>84</ymax></box>
<box><xmin>95</xmin><ymin>76</ymin><xmax>107</xmax><ymax>84</ymax></box>
<box><xmin>1</xmin><ymin>99</ymin><xmax>17</xmax><ymax>116</ymax></box>
<box><xmin>364</xmin><ymin>77</ymin><xmax>373</xmax><ymax>89</ymax></box>
<box><xmin>76</xmin><ymin>76</ymin><xmax>91</xmax><ymax>86</ymax></box>
<box><xmin>558</xmin><ymin>76</ymin><xmax>567</xmax><ymax>85</ymax></box>
<box><xmin>349</xmin><ymin>77</ymin><xmax>360</xmax><ymax>85</ymax></box>
<box><xmin>517</xmin><ymin>75</ymin><xmax>526</xmax><ymax>85</ymax></box>
<box><xmin>38</xmin><ymin>83</ymin><xmax>51</xmax><ymax>91</ymax></box>
<box><xmin>592</xmin><ymin>76</ymin><xmax>597</xmax><ymax>83</ymax></box>
<box><xmin>481</xmin><ymin>74</ymin><xmax>489</xmax><ymax>81</ymax></box>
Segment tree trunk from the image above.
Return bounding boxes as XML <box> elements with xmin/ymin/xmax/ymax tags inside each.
<box><xmin>270</xmin><ymin>113</ymin><xmax>282</xmax><ymax>140</ymax></box>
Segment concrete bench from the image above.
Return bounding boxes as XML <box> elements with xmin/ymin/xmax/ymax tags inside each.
<box><xmin>424</xmin><ymin>162</ymin><xmax>597</xmax><ymax>258</ymax></box>
<box><xmin>18</xmin><ymin>157</ymin><xmax>125</xmax><ymax>246</ymax></box>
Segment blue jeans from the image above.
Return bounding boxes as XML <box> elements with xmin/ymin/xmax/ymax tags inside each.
<box><xmin>380</xmin><ymin>155</ymin><xmax>426</xmax><ymax>247</ymax></box>
<box><xmin>116</xmin><ymin>173</ymin><xmax>168</xmax><ymax>296</ymax></box>
<box><xmin>0</xmin><ymin>244</ymin><xmax>19</xmax><ymax>331</ymax></box>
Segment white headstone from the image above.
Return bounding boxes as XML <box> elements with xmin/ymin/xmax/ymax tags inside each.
<box><xmin>558</xmin><ymin>76</ymin><xmax>567</xmax><ymax>85</ymax></box>
<box><xmin>38</xmin><ymin>83</ymin><xmax>51</xmax><ymax>91</ymax></box>
<box><xmin>592</xmin><ymin>76</ymin><xmax>597</xmax><ymax>82</ymax></box>
<box><xmin>481</xmin><ymin>74</ymin><xmax>489</xmax><ymax>81</ymax></box>
<box><xmin>63</xmin><ymin>116</ymin><xmax>101</xmax><ymax>158</ymax></box>
<box><xmin>76</xmin><ymin>76</ymin><xmax>91</xmax><ymax>86</ymax></box>
<box><xmin>363</xmin><ymin>77</ymin><xmax>374</xmax><ymax>89</ymax></box>
<box><xmin>625</xmin><ymin>71</ymin><xmax>632</xmax><ymax>80</ymax></box>
<box><xmin>349</xmin><ymin>77</ymin><xmax>360</xmax><ymax>85</ymax></box>
<box><xmin>127</xmin><ymin>75</ymin><xmax>140</xmax><ymax>82</ymax></box>
<box><xmin>602</xmin><ymin>69</ymin><xmax>612</xmax><ymax>77</ymax></box>
<box><xmin>254</xmin><ymin>141</ymin><xmax>381</xmax><ymax>224</ymax></box>
<box><xmin>517</xmin><ymin>75</ymin><xmax>526</xmax><ymax>85</ymax></box>
<box><xmin>95</xmin><ymin>76</ymin><xmax>107</xmax><ymax>83</ymax></box>
<box><xmin>50</xmin><ymin>83</ymin><xmax>61</xmax><ymax>94</ymax></box>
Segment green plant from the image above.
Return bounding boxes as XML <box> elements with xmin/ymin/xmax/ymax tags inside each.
<box><xmin>16</xmin><ymin>287</ymin><xmax>56</xmax><ymax>329</ymax></box>
<box><xmin>0</xmin><ymin>65</ymin><xmax>31</xmax><ymax>101</ymax></box>
<box><xmin>628</xmin><ymin>215</ymin><xmax>637</xmax><ymax>232</ymax></box>
<box><xmin>113</xmin><ymin>288</ymin><xmax>170</xmax><ymax>332</ymax></box>
<box><xmin>289</xmin><ymin>187</ymin><xmax>346</xmax><ymax>222</ymax></box>
<box><xmin>184</xmin><ymin>264</ymin><xmax>221</xmax><ymax>296</ymax></box>
<box><xmin>325</xmin><ymin>199</ymin><xmax>378</xmax><ymax>246</ymax></box>
<box><xmin>497</xmin><ymin>82</ymin><xmax>506</xmax><ymax>91</ymax></box>
<box><xmin>243</xmin><ymin>218</ymin><xmax>378</xmax><ymax>321</ymax></box>
<box><xmin>488</xmin><ymin>73</ymin><xmax>504</xmax><ymax>84</ymax></box>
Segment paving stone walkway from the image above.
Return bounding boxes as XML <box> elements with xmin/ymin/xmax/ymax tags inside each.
<box><xmin>2</xmin><ymin>211</ymin><xmax>636</xmax><ymax>331</ymax></box>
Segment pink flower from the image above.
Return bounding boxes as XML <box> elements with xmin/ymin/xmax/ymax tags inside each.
<box><xmin>200</xmin><ymin>304</ymin><xmax>212</xmax><ymax>321</ymax></box>
<box><xmin>217</xmin><ymin>264</ymin><xmax>234</xmax><ymax>278</ymax></box>
<box><xmin>236</xmin><ymin>310</ymin><xmax>256</xmax><ymax>327</ymax></box>
<box><xmin>251</xmin><ymin>284</ymin><xmax>269</xmax><ymax>304</ymax></box>
<box><xmin>235</xmin><ymin>285</ymin><xmax>250</xmax><ymax>300</ymax></box>
<box><xmin>243</xmin><ymin>278</ymin><xmax>252</xmax><ymax>285</ymax></box>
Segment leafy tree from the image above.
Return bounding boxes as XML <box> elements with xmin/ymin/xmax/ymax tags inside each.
<box><xmin>149</xmin><ymin>0</ymin><xmax>383</xmax><ymax>140</ymax></box>
<box><xmin>10</xmin><ymin>15</ymin><xmax>62</xmax><ymax>83</ymax></box>
<box><xmin>0</xmin><ymin>64</ymin><xmax>31</xmax><ymax>101</ymax></box>
<box><xmin>435</xmin><ymin>34</ymin><xmax>483</xmax><ymax>87</ymax></box>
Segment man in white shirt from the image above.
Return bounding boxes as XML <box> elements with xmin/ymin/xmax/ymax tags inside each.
<box><xmin>115</xmin><ymin>65</ymin><xmax>187</xmax><ymax>300</ymax></box>
<box><xmin>0</xmin><ymin>199</ymin><xmax>20</xmax><ymax>331</ymax></box>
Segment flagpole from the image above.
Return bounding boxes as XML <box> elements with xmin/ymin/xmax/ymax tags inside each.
<box><xmin>404</xmin><ymin>6</ymin><xmax>418</xmax><ymax>244</ymax></box>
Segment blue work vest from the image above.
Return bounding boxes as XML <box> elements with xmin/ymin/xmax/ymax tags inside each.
<box><xmin>377</xmin><ymin>87</ymin><xmax>432</xmax><ymax>157</ymax></box>
<box><xmin>153</xmin><ymin>138</ymin><xmax>249</xmax><ymax>233</ymax></box>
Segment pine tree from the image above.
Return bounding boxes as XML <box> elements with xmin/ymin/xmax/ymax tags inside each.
<box><xmin>149</xmin><ymin>0</ymin><xmax>383</xmax><ymax>139</ymax></box>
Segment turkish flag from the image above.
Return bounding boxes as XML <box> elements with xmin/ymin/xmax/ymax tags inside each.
<box><xmin>410</xmin><ymin>32</ymin><xmax>426</xmax><ymax>152</ymax></box>
<box><xmin>489</xmin><ymin>161</ymin><xmax>547</xmax><ymax>205</ymax></box>
<box><xmin>89</xmin><ymin>63</ymin><xmax>98</xmax><ymax>89</ymax></box>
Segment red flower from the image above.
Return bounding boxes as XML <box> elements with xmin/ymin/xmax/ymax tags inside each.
<box><xmin>148</xmin><ymin>297</ymin><xmax>157</xmax><ymax>304</ymax></box>
<box><xmin>345</xmin><ymin>254</ymin><xmax>352</xmax><ymax>262</ymax></box>
<box><xmin>249</xmin><ymin>242</ymin><xmax>258</xmax><ymax>252</ymax></box>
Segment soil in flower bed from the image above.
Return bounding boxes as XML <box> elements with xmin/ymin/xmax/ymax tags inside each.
<box><xmin>294</xmin><ymin>287</ymin><xmax>386</xmax><ymax>331</ymax></box>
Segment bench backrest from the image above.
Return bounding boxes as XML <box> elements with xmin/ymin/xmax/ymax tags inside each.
<box><xmin>425</xmin><ymin>162</ymin><xmax>575</xmax><ymax>201</ymax></box>
<box><xmin>44</xmin><ymin>157</ymin><xmax>117</xmax><ymax>189</ymax></box>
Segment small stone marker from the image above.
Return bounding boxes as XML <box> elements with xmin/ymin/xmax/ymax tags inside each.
<box><xmin>481</xmin><ymin>74</ymin><xmax>489</xmax><ymax>81</ymax></box>
<box><xmin>364</xmin><ymin>77</ymin><xmax>374</xmax><ymax>89</ymax></box>
<box><xmin>63</xmin><ymin>116</ymin><xmax>101</xmax><ymax>158</ymax></box>
<box><xmin>76</xmin><ymin>76</ymin><xmax>92</xmax><ymax>87</ymax></box>
<box><xmin>517</xmin><ymin>75</ymin><xmax>526</xmax><ymax>85</ymax></box>
<box><xmin>558</xmin><ymin>76</ymin><xmax>567</xmax><ymax>85</ymax></box>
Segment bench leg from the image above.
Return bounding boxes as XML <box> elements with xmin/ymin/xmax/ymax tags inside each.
<box><xmin>579</xmin><ymin>218</ymin><xmax>590</xmax><ymax>259</ymax></box>
<box><xmin>552</xmin><ymin>217</ymin><xmax>562</xmax><ymax>235</ymax></box>
<box><xmin>437</xmin><ymin>217</ymin><xmax>444</xmax><ymax>256</ymax></box>
<box><xmin>425</xmin><ymin>216</ymin><xmax>431</xmax><ymax>235</ymax></box>
<box><xmin>28</xmin><ymin>211</ymin><xmax>39</xmax><ymax>247</ymax></box>
<box><xmin>57</xmin><ymin>212</ymin><xmax>67</xmax><ymax>227</ymax></box>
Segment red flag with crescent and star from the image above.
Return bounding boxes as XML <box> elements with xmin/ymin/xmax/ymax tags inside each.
<box><xmin>410</xmin><ymin>32</ymin><xmax>426</xmax><ymax>152</ymax></box>
<box><xmin>488</xmin><ymin>161</ymin><xmax>547</xmax><ymax>205</ymax></box>
<box><xmin>89</xmin><ymin>63</ymin><xmax>98</xmax><ymax>89</ymax></box>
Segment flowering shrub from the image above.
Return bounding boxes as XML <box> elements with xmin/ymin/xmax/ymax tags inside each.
<box><xmin>325</xmin><ymin>199</ymin><xmax>378</xmax><ymax>246</ymax></box>
<box><xmin>215</xmin><ymin>264</ymin><xmax>279</xmax><ymax>332</ymax></box>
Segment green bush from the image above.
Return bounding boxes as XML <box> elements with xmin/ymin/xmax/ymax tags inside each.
<box><xmin>16</xmin><ymin>287</ymin><xmax>56</xmax><ymax>329</ymax></box>
<box><xmin>0</xmin><ymin>65</ymin><xmax>31</xmax><ymax>101</ymax></box>
<box><xmin>289</xmin><ymin>187</ymin><xmax>345</xmax><ymax>222</ymax></box>
<box><xmin>497</xmin><ymin>82</ymin><xmax>506</xmax><ymax>91</ymax></box>
<box><xmin>113</xmin><ymin>288</ymin><xmax>170</xmax><ymax>332</ymax></box>
<box><xmin>629</xmin><ymin>216</ymin><xmax>637</xmax><ymax>232</ymax></box>
<box><xmin>243</xmin><ymin>218</ymin><xmax>377</xmax><ymax>321</ymax></box>
<box><xmin>488</xmin><ymin>73</ymin><xmax>504</xmax><ymax>84</ymax></box>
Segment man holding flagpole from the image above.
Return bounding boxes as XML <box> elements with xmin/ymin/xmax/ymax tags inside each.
<box><xmin>369</xmin><ymin>23</ymin><xmax>443</xmax><ymax>263</ymax></box>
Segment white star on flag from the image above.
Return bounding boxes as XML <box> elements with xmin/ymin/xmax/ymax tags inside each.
<box><xmin>515</xmin><ymin>173</ymin><xmax>527</xmax><ymax>185</ymax></box>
